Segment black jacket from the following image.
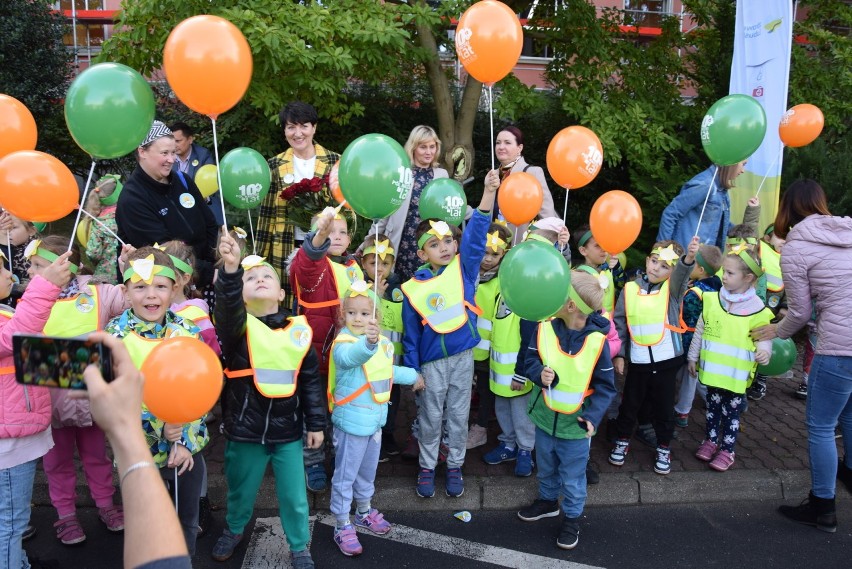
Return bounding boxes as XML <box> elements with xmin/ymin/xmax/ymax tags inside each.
<box><xmin>214</xmin><ymin>267</ymin><xmax>326</xmax><ymax>444</ymax></box>
<box><xmin>116</xmin><ymin>166</ymin><xmax>219</xmax><ymax>287</ymax></box>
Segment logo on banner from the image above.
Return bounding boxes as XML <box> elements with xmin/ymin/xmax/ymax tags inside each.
<box><xmin>752</xmin><ymin>86</ymin><xmax>764</xmax><ymax>97</ymax></box>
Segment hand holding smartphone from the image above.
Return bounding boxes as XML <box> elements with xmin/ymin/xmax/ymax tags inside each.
<box><xmin>13</xmin><ymin>333</ymin><xmax>113</xmax><ymax>390</ymax></box>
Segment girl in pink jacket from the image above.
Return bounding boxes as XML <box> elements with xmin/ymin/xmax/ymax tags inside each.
<box><xmin>0</xmin><ymin>247</ymin><xmax>73</xmax><ymax>569</ymax></box>
<box><xmin>24</xmin><ymin>236</ymin><xmax>129</xmax><ymax>545</ymax></box>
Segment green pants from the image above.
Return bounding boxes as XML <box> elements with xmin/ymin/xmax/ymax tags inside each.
<box><xmin>224</xmin><ymin>439</ymin><xmax>310</xmax><ymax>551</ymax></box>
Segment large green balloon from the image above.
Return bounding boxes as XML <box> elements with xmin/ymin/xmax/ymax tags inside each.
<box><xmin>757</xmin><ymin>337</ymin><xmax>797</xmax><ymax>377</ymax></box>
<box><xmin>498</xmin><ymin>240</ymin><xmax>571</xmax><ymax>322</ymax></box>
<box><xmin>419</xmin><ymin>178</ymin><xmax>466</xmax><ymax>226</ymax></box>
<box><xmin>220</xmin><ymin>147</ymin><xmax>271</xmax><ymax>210</ymax></box>
<box><xmin>64</xmin><ymin>62</ymin><xmax>156</xmax><ymax>159</ymax></box>
<box><xmin>700</xmin><ymin>94</ymin><xmax>767</xmax><ymax>166</ymax></box>
<box><xmin>338</xmin><ymin>134</ymin><xmax>412</xmax><ymax>220</ymax></box>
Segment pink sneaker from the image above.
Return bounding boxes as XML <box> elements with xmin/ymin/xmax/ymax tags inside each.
<box><xmin>694</xmin><ymin>440</ymin><xmax>719</xmax><ymax>462</ymax></box>
<box><xmin>54</xmin><ymin>515</ymin><xmax>86</xmax><ymax>545</ymax></box>
<box><xmin>354</xmin><ymin>508</ymin><xmax>392</xmax><ymax>535</ymax></box>
<box><xmin>333</xmin><ymin>524</ymin><xmax>363</xmax><ymax>556</ymax></box>
<box><xmin>98</xmin><ymin>505</ymin><xmax>125</xmax><ymax>532</ymax></box>
<box><xmin>709</xmin><ymin>450</ymin><xmax>735</xmax><ymax>472</ymax></box>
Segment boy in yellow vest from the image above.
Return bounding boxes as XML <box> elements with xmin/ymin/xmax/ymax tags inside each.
<box><xmin>211</xmin><ymin>231</ymin><xmax>325</xmax><ymax>568</ymax></box>
<box><xmin>609</xmin><ymin>237</ymin><xmax>699</xmax><ymax>475</ymax></box>
<box><xmin>401</xmin><ymin>180</ymin><xmax>497</xmax><ymax>498</ymax></box>
<box><xmin>516</xmin><ymin>271</ymin><xmax>616</xmax><ymax>550</ymax></box>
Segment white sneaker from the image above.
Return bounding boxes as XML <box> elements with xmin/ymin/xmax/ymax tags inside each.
<box><xmin>466</xmin><ymin>424</ymin><xmax>487</xmax><ymax>449</ymax></box>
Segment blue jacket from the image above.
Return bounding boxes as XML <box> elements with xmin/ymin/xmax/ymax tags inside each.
<box><xmin>657</xmin><ymin>166</ymin><xmax>729</xmax><ymax>251</ymax></box>
<box><xmin>401</xmin><ymin>209</ymin><xmax>489</xmax><ymax>371</ymax></box>
<box><xmin>681</xmin><ymin>275</ymin><xmax>722</xmax><ymax>352</ymax></box>
<box><xmin>330</xmin><ymin>328</ymin><xmax>418</xmax><ymax>436</ymax></box>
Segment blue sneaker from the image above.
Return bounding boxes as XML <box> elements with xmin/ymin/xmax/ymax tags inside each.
<box><xmin>305</xmin><ymin>463</ymin><xmax>328</xmax><ymax>493</ymax></box>
<box><xmin>416</xmin><ymin>468</ymin><xmax>435</xmax><ymax>498</ymax></box>
<box><xmin>445</xmin><ymin>467</ymin><xmax>464</xmax><ymax>497</ymax></box>
<box><xmin>483</xmin><ymin>443</ymin><xmax>518</xmax><ymax>465</ymax></box>
<box><xmin>514</xmin><ymin>449</ymin><xmax>534</xmax><ymax>477</ymax></box>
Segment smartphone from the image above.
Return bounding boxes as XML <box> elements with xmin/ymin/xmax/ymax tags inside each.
<box><xmin>13</xmin><ymin>333</ymin><xmax>113</xmax><ymax>390</ymax></box>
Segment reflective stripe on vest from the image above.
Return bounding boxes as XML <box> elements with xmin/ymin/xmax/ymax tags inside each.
<box><xmin>297</xmin><ymin>259</ymin><xmax>363</xmax><ymax>310</ymax></box>
<box><xmin>43</xmin><ymin>287</ymin><xmax>100</xmax><ymax>337</ymax></box>
<box><xmin>223</xmin><ymin>315</ymin><xmax>312</xmax><ymax>399</ymax></box>
<box><xmin>328</xmin><ymin>333</ymin><xmax>394</xmax><ymax>411</ymax></box>
<box><xmin>488</xmin><ymin>296</ymin><xmax>530</xmax><ymax>397</ymax></box>
<box><xmin>575</xmin><ymin>265</ymin><xmax>615</xmax><ymax>315</ymax></box>
<box><xmin>536</xmin><ymin>322</ymin><xmax>605</xmax><ymax>414</ymax></box>
<box><xmin>624</xmin><ymin>280</ymin><xmax>683</xmax><ymax>346</ymax></box>
<box><xmin>760</xmin><ymin>241</ymin><xmax>784</xmax><ymax>292</ymax></box>
<box><xmin>697</xmin><ymin>292</ymin><xmax>774</xmax><ymax>393</ymax></box>
<box><xmin>401</xmin><ymin>256</ymin><xmax>475</xmax><ymax>334</ymax></box>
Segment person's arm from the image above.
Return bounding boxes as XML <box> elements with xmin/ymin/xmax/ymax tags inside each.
<box><xmin>523</xmin><ymin>323</ymin><xmax>547</xmax><ymax>388</ymax></box>
<box><xmin>612</xmin><ymin>287</ymin><xmax>628</xmax><ymax>360</ymax></box>
<box><xmin>774</xmin><ymin>244</ymin><xmax>812</xmax><ymax>339</ymax></box>
<box><xmin>670</xmin><ymin>237</ymin><xmax>699</xmax><ymax>303</ymax></box>
<box><xmin>459</xmin><ymin>209</ymin><xmax>490</xmax><ymax>283</ymax></box>
<box><xmin>605</xmin><ymin>317</ymin><xmax>622</xmax><ymax>359</ymax></box>
<box><xmin>578</xmin><ymin>343</ymin><xmax>616</xmax><ymax>431</ymax></box>
<box><xmin>333</xmin><ymin>335</ymin><xmax>376</xmax><ymax>370</ymax></box>
<box><xmin>298</xmin><ymin>341</ymin><xmax>328</xmax><ymax>437</ymax></box>
<box><xmin>742</xmin><ymin>196</ymin><xmax>761</xmax><ymax>231</ymax></box>
<box><xmin>75</xmin><ymin>333</ymin><xmax>189</xmax><ymax>568</ymax></box>
<box><xmin>687</xmin><ymin>316</ymin><xmax>705</xmax><ymax>364</ymax></box>
<box><xmin>214</xmin><ymin>230</ymin><xmax>248</xmax><ymax>361</ymax></box>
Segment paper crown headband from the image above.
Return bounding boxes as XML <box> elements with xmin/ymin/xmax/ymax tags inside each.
<box><xmin>232</xmin><ymin>227</ymin><xmax>248</xmax><ymax>239</ymax></box>
<box><xmin>346</xmin><ymin>279</ymin><xmax>379</xmax><ymax>302</ymax></box>
<box><xmin>727</xmin><ymin>243</ymin><xmax>764</xmax><ymax>277</ymax></box>
<box><xmin>152</xmin><ymin>243</ymin><xmax>193</xmax><ymax>276</ymax></box>
<box><xmin>94</xmin><ymin>174</ymin><xmax>123</xmax><ymax>206</ymax></box>
<box><xmin>485</xmin><ymin>231</ymin><xmax>508</xmax><ymax>252</ymax></box>
<box><xmin>122</xmin><ymin>254</ymin><xmax>176</xmax><ymax>284</ymax></box>
<box><xmin>241</xmin><ymin>255</ymin><xmax>275</xmax><ymax>273</ymax></box>
<box><xmin>568</xmin><ymin>285</ymin><xmax>594</xmax><ymax>315</ymax></box>
<box><xmin>363</xmin><ymin>238</ymin><xmax>395</xmax><ymax>261</ymax></box>
<box><xmin>417</xmin><ymin>220</ymin><xmax>452</xmax><ymax>249</ymax></box>
<box><xmin>650</xmin><ymin>244</ymin><xmax>679</xmax><ymax>266</ymax></box>
<box><xmin>24</xmin><ymin>240</ymin><xmax>79</xmax><ymax>274</ymax></box>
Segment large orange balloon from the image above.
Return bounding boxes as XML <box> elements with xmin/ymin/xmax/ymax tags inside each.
<box><xmin>497</xmin><ymin>172</ymin><xmax>543</xmax><ymax>226</ymax></box>
<box><xmin>779</xmin><ymin>104</ymin><xmax>824</xmax><ymax>148</ymax></box>
<box><xmin>141</xmin><ymin>336</ymin><xmax>223</xmax><ymax>424</ymax></box>
<box><xmin>0</xmin><ymin>95</ymin><xmax>37</xmax><ymax>159</ymax></box>
<box><xmin>546</xmin><ymin>126</ymin><xmax>603</xmax><ymax>189</ymax></box>
<box><xmin>455</xmin><ymin>0</ymin><xmax>523</xmax><ymax>85</ymax></box>
<box><xmin>163</xmin><ymin>15</ymin><xmax>252</xmax><ymax>119</ymax></box>
<box><xmin>589</xmin><ymin>190</ymin><xmax>642</xmax><ymax>255</ymax></box>
<box><xmin>0</xmin><ymin>151</ymin><xmax>78</xmax><ymax>222</ymax></box>
<box><xmin>328</xmin><ymin>162</ymin><xmax>351</xmax><ymax>210</ymax></box>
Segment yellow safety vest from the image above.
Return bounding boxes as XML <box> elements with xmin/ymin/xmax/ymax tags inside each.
<box><xmin>223</xmin><ymin>315</ymin><xmax>313</xmax><ymax>398</ymax></box>
<box><xmin>379</xmin><ymin>292</ymin><xmax>404</xmax><ymax>365</ymax></box>
<box><xmin>174</xmin><ymin>303</ymin><xmax>210</xmax><ymax>328</ymax></box>
<box><xmin>488</xmin><ymin>296</ymin><xmax>532</xmax><ymax>398</ymax></box>
<box><xmin>122</xmin><ymin>327</ymin><xmax>197</xmax><ymax>369</ymax></box>
<box><xmin>697</xmin><ymin>292</ymin><xmax>774</xmax><ymax>393</ymax></box>
<box><xmin>536</xmin><ymin>322</ymin><xmax>605</xmax><ymax>414</ymax></box>
<box><xmin>401</xmin><ymin>256</ymin><xmax>479</xmax><ymax>334</ymax></box>
<box><xmin>43</xmin><ymin>287</ymin><xmax>100</xmax><ymax>337</ymax></box>
<box><xmin>680</xmin><ymin>286</ymin><xmax>705</xmax><ymax>333</ymax></box>
<box><xmin>296</xmin><ymin>259</ymin><xmax>363</xmax><ymax>311</ymax></box>
<box><xmin>575</xmin><ymin>265</ymin><xmax>615</xmax><ymax>316</ymax></box>
<box><xmin>474</xmin><ymin>278</ymin><xmax>500</xmax><ymax>362</ymax></box>
<box><xmin>760</xmin><ymin>241</ymin><xmax>784</xmax><ymax>293</ymax></box>
<box><xmin>327</xmin><ymin>333</ymin><xmax>394</xmax><ymax>411</ymax></box>
<box><xmin>624</xmin><ymin>280</ymin><xmax>684</xmax><ymax>346</ymax></box>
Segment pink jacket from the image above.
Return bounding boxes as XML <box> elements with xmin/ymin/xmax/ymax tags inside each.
<box><xmin>606</xmin><ymin>318</ymin><xmax>622</xmax><ymax>360</ymax></box>
<box><xmin>0</xmin><ymin>276</ymin><xmax>61</xmax><ymax>439</ymax></box>
<box><xmin>50</xmin><ymin>277</ymin><xmax>130</xmax><ymax>428</ymax></box>
<box><xmin>776</xmin><ymin>214</ymin><xmax>852</xmax><ymax>356</ymax></box>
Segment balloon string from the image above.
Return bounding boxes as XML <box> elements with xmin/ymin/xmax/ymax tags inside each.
<box><xmin>78</xmin><ymin>208</ymin><xmax>126</xmax><ymax>246</ymax></box>
<box><xmin>67</xmin><ymin>160</ymin><xmax>96</xmax><ymax>254</ymax></box>
<box><xmin>174</xmin><ymin>465</ymin><xmax>179</xmax><ymax>517</ymax></box>
<box><xmin>561</xmin><ymin>187</ymin><xmax>570</xmax><ymax>253</ymax></box>
<box><xmin>693</xmin><ymin>166</ymin><xmax>719</xmax><ymax>239</ymax></box>
<box><xmin>210</xmin><ymin>117</ymin><xmax>228</xmax><ymax>230</ymax></box>
<box><xmin>6</xmin><ymin>231</ymin><xmax>12</xmax><ymax>276</ymax></box>
<box><xmin>754</xmin><ymin>146</ymin><xmax>784</xmax><ymax>198</ymax></box>
<box><xmin>372</xmin><ymin>222</ymin><xmax>379</xmax><ymax>322</ymax></box>
<box><xmin>247</xmin><ymin>209</ymin><xmax>256</xmax><ymax>255</ymax></box>
<box><xmin>488</xmin><ymin>85</ymin><xmax>495</xmax><ymax>172</ymax></box>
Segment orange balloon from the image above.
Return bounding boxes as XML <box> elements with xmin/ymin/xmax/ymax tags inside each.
<box><xmin>779</xmin><ymin>104</ymin><xmax>824</xmax><ymax>148</ymax></box>
<box><xmin>497</xmin><ymin>172</ymin><xmax>543</xmax><ymax>226</ymax></box>
<box><xmin>589</xmin><ymin>190</ymin><xmax>642</xmax><ymax>255</ymax></box>
<box><xmin>329</xmin><ymin>162</ymin><xmax>351</xmax><ymax>210</ymax></box>
<box><xmin>163</xmin><ymin>15</ymin><xmax>253</xmax><ymax>119</ymax></box>
<box><xmin>0</xmin><ymin>95</ymin><xmax>37</xmax><ymax>159</ymax></box>
<box><xmin>546</xmin><ymin>126</ymin><xmax>603</xmax><ymax>189</ymax></box>
<box><xmin>455</xmin><ymin>0</ymin><xmax>523</xmax><ymax>84</ymax></box>
<box><xmin>142</xmin><ymin>337</ymin><xmax>223</xmax><ymax>424</ymax></box>
<box><xmin>0</xmin><ymin>151</ymin><xmax>79</xmax><ymax>222</ymax></box>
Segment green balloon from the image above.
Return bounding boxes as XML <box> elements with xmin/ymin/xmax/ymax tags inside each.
<box><xmin>75</xmin><ymin>347</ymin><xmax>90</xmax><ymax>363</ymax></box>
<box><xmin>498</xmin><ymin>240</ymin><xmax>571</xmax><ymax>321</ymax></box>
<box><xmin>419</xmin><ymin>178</ymin><xmax>466</xmax><ymax>226</ymax></box>
<box><xmin>757</xmin><ymin>337</ymin><xmax>797</xmax><ymax>377</ymax></box>
<box><xmin>338</xmin><ymin>134</ymin><xmax>412</xmax><ymax>220</ymax></box>
<box><xmin>64</xmin><ymin>62</ymin><xmax>156</xmax><ymax>159</ymax></box>
<box><xmin>219</xmin><ymin>147</ymin><xmax>271</xmax><ymax>210</ymax></box>
<box><xmin>700</xmin><ymin>94</ymin><xmax>767</xmax><ymax>166</ymax></box>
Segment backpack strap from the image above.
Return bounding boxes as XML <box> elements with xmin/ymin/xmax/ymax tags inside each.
<box><xmin>176</xmin><ymin>170</ymin><xmax>188</xmax><ymax>190</ymax></box>
<box><xmin>523</xmin><ymin>164</ymin><xmax>531</xmax><ymax>172</ymax></box>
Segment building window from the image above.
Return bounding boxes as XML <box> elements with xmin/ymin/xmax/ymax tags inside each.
<box><xmin>58</xmin><ymin>1</ymin><xmax>107</xmax><ymax>52</ymax></box>
<box><xmin>623</xmin><ymin>0</ymin><xmax>673</xmax><ymax>27</ymax></box>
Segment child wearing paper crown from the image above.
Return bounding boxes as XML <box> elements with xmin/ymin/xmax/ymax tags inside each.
<box><xmin>687</xmin><ymin>245</ymin><xmax>773</xmax><ymax>471</ymax></box>
<box><xmin>0</xmin><ymin>245</ymin><xmax>73</xmax><ymax>569</ymax></box>
<box><xmin>213</xmin><ymin>231</ymin><xmax>325</xmax><ymax>568</ymax></box>
<box><xmin>289</xmin><ymin>207</ymin><xmax>363</xmax><ymax>493</ymax></box>
<box><xmin>25</xmin><ymin>236</ymin><xmax>129</xmax><ymax>545</ymax></box>
<box><xmin>516</xmin><ymin>271</ymin><xmax>616</xmax><ymax>550</ymax></box>
<box><xmin>327</xmin><ymin>280</ymin><xmax>424</xmax><ymax>556</ymax></box>
<box><xmin>400</xmin><ymin>177</ymin><xmax>497</xmax><ymax>499</ymax></box>
<box><xmin>105</xmin><ymin>246</ymin><xmax>208</xmax><ymax>555</ymax></box>
<box><xmin>0</xmin><ymin>211</ymin><xmax>40</xmax><ymax>307</ymax></box>
<box><xmin>359</xmin><ymin>232</ymin><xmax>406</xmax><ymax>460</ymax></box>
<box><xmin>84</xmin><ymin>174</ymin><xmax>123</xmax><ymax>283</ymax></box>
<box><xmin>609</xmin><ymin>237</ymin><xmax>698</xmax><ymax>475</ymax></box>
<box><xmin>467</xmin><ymin>222</ymin><xmax>512</xmax><ymax>451</ymax></box>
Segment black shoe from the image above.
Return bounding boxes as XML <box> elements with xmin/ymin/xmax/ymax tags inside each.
<box><xmin>634</xmin><ymin>424</ymin><xmax>657</xmax><ymax>448</ymax></box>
<box><xmin>778</xmin><ymin>491</ymin><xmax>836</xmax><ymax>533</ymax></box>
<box><xmin>838</xmin><ymin>458</ymin><xmax>852</xmax><ymax>495</ymax></box>
<box><xmin>517</xmin><ymin>499</ymin><xmax>560</xmax><ymax>522</ymax></box>
<box><xmin>747</xmin><ymin>382</ymin><xmax>766</xmax><ymax>401</ymax></box>
<box><xmin>198</xmin><ymin>496</ymin><xmax>211</xmax><ymax>538</ymax></box>
<box><xmin>556</xmin><ymin>516</ymin><xmax>580</xmax><ymax>550</ymax></box>
<box><xmin>795</xmin><ymin>382</ymin><xmax>808</xmax><ymax>400</ymax></box>
<box><xmin>22</xmin><ymin>523</ymin><xmax>36</xmax><ymax>541</ymax></box>
<box><xmin>586</xmin><ymin>465</ymin><xmax>600</xmax><ymax>485</ymax></box>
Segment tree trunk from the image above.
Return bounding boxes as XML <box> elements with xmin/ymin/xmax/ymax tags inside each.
<box><xmin>454</xmin><ymin>75</ymin><xmax>483</xmax><ymax>182</ymax></box>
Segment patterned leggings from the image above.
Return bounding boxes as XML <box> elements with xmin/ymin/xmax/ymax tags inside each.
<box><xmin>705</xmin><ymin>387</ymin><xmax>745</xmax><ymax>453</ymax></box>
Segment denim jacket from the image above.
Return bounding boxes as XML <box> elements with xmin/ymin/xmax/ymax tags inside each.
<box><xmin>657</xmin><ymin>166</ymin><xmax>729</xmax><ymax>250</ymax></box>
